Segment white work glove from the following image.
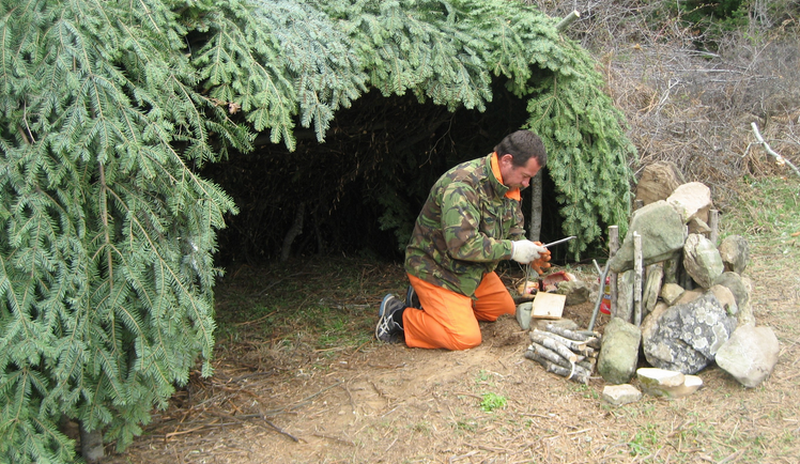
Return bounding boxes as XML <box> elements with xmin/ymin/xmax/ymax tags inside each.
<box><xmin>510</xmin><ymin>240</ymin><xmax>547</xmax><ymax>264</ymax></box>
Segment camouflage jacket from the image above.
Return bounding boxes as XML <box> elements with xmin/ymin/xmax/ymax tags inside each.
<box><xmin>405</xmin><ymin>154</ymin><xmax>525</xmax><ymax>297</ymax></box>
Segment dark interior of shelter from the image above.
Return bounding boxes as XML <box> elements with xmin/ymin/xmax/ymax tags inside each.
<box><xmin>201</xmin><ymin>78</ymin><xmax>569</xmax><ymax>267</ymax></box>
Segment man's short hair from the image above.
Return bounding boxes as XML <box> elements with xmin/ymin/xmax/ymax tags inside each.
<box><xmin>494</xmin><ymin>130</ymin><xmax>547</xmax><ymax>168</ymax></box>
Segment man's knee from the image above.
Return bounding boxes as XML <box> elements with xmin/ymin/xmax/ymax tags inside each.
<box><xmin>446</xmin><ymin>329</ymin><xmax>482</xmax><ymax>351</ymax></box>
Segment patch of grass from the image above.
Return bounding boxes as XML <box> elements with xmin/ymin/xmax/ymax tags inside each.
<box><xmin>213</xmin><ymin>257</ymin><xmax>407</xmax><ymax>351</ymax></box>
<box><xmin>627</xmin><ymin>423</ymin><xmax>659</xmax><ymax>456</ymax></box>
<box><xmin>569</xmin><ymin>382</ymin><xmax>600</xmax><ymax>400</ymax></box>
<box><xmin>480</xmin><ymin>392</ymin><xmax>507</xmax><ymax>412</ymax></box>
<box><xmin>722</xmin><ymin>176</ymin><xmax>800</xmax><ymax>246</ymax></box>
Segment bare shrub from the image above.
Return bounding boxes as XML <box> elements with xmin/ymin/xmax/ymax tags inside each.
<box><xmin>526</xmin><ymin>0</ymin><xmax>800</xmax><ymax>208</ymax></box>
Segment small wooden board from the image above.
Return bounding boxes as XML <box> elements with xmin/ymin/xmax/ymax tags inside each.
<box><xmin>531</xmin><ymin>292</ymin><xmax>566</xmax><ymax>319</ymax></box>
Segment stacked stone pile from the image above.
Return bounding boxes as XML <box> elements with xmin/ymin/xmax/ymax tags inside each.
<box><xmin>597</xmin><ymin>162</ymin><xmax>780</xmax><ymax>391</ymax></box>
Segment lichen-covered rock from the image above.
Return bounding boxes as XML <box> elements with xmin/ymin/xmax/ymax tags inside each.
<box><xmin>642</xmin><ymin>291</ymin><xmax>736</xmax><ymax>374</ymax></box>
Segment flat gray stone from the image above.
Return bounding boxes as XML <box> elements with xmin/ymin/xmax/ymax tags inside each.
<box><xmin>609</xmin><ymin>201</ymin><xmax>687</xmax><ymax>273</ymax></box>
<box><xmin>602</xmin><ymin>384</ymin><xmax>642</xmax><ymax>406</ymax></box>
<box><xmin>637</xmin><ymin>368</ymin><xmax>703</xmax><ymax>398</ymax></box>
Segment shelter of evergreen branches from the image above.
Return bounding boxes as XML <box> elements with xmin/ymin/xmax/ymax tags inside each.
<box><xmin>0</xmin><ymin>0</ymin><xmax>635</xmax><ymax>461</ymax></box>
<box><xmin>202</xmin><ymin>0</ymin><xmax>637</xmax><ymax>264</ymax></box>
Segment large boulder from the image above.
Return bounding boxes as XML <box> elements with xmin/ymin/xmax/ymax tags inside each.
<box><xmin>716</xmin><ymin>324</ymin><xmax>780</xmax><ymax>388</ymax></box>
<box><xmin>608</xmin><ymin>201</ymin><xmax>687</xmax><ymax>273</ymax></box>
<box><xmin>642</xmin><ymin>291</ymin><xmax>737</xmax><ymax>374</ymax></box>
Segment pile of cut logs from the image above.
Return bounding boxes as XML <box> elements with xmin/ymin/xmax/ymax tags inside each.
<box><xmin>524</xmin><ymin>324</ymin><xmax>601</xmax><ymax>384</ymax></box>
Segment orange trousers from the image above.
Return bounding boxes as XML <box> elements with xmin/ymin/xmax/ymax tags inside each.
<box><xmin>403</xmin><ymin>272</ymin><xmax>515</xmax><ymax>350</ymax></box>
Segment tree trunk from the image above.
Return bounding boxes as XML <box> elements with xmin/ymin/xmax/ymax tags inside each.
<box><xmin>280</xmin><ymin>202</ymin><xmax>305</xmax><ymax>262</ymax></box>
<box><xmin>80</xmin><ymin>422</ymin><xmax>104</xmax><ymax>463</ymax></box>
<box><xmin>528</xmin><ymin>171</ymin><xmax>543</xmax><ymax>241</ymax></box>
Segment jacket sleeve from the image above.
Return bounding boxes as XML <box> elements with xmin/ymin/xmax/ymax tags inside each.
<box><xmin>509</xmin><ymin>200</ymin><xmax>526</xmax><ymax>242</ymax></box>
<box><xmin>439</xmin><ymin>182</ymin><xmax>513</xmax><ymax>262</ymax></box>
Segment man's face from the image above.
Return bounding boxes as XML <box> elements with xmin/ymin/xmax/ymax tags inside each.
<box><xmin>499</xmin><ymin>154</ymin><xmax>541</xmax><ymax>189</ymax></box>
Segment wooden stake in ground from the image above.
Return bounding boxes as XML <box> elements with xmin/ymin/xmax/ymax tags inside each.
<box><xmin>709</xmin><ymin>209</ymin><xmax>719</xmax><ymax>245</ymax></box>
<box><xmin>633</xmin><ymin>232</ymin><xmax>643</xmax><ymax>326</ymax></box>
<box><xmin>609</xmin><ymin>225</ymin><xmax>619</xmax><ymax>319</ymax></box>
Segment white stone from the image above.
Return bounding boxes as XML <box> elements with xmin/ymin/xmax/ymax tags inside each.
<box><xmin>667</xmin><ymin>182</ymin><xmax>712</xmax><ymax>223</ymax></box>
<box><xmin>637</xmin><ymin>367</ymin><xmax>685</xmax><ymax>387</ymax></box>
<box><xmin>637</xmin><ymin>368</ymin><xmax>704</xmax><ymax>398</ymax></box>
<box><xmin>602</xmin><ymin>384</ymin><xmax>642</xmax><ymax>406</ymax></box>
<box><xmin>716</xmin><ymin>324</ymin><xmax>779</xmax><ymax>388</ymax></box>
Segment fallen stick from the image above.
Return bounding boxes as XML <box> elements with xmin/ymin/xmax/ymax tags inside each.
<box><xmin>531</xmin><ymin>329</ymin><xmax>587</xmax><ymax>353</ymax></box>
<box><xmin>751</xmin><ymin>121</ymin><xmax>800</xmax><ymax>178</ymax></box>
<box><xmin>529</xmin><ymin>331</ymin><xmax>580</xmax><ymax>362</ymax></box>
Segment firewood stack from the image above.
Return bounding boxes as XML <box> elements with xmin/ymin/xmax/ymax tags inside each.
<box><xmin>524</xmin><ymin>324</ymin><xmax>601</xmax><ymax>384</ymax></box>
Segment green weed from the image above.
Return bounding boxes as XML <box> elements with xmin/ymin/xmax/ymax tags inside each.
<box><xmin>480</xmin><ymin>392</ymin><xmax>507</xmax><ymax>412</ymax></box>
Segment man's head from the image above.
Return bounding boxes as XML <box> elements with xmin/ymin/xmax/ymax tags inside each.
<box><xmin>494</xmin><ymin>130</ymin><xmax>547</xmax><ymax>190</ymax></box>
<box><xmin>494</xmin><ymin>130</ymin><xmax>547</xmax><ymax>168</ymax></box>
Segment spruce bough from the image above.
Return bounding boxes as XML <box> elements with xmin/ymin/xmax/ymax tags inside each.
<box><xmin>0</xmin><ymin>0</ymin><xmax>634</xmax><ymax>461</ymax></box>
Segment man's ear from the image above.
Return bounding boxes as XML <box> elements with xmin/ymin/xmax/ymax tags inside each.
<box><xmin>499</xmin><ymin>153</ymin><xmax>514</xmax><ymax>166</ymax></box>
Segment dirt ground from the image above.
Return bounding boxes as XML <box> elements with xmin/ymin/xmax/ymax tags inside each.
<box><xmin>104</xmin><ymin>232</ymin><xmax>800</xmax><ymax>464</ymax></box>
